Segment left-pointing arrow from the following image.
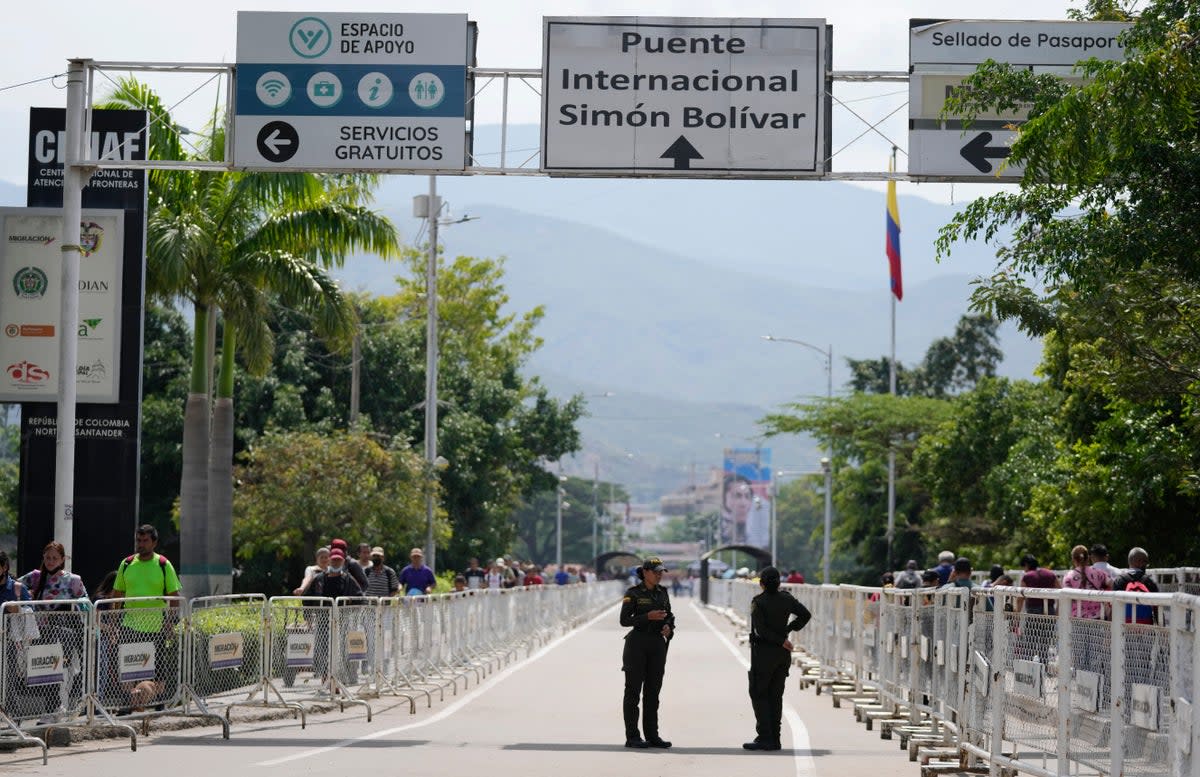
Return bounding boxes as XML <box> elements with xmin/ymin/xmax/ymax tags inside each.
<box><xmin>256</xmin><ymin>120</ymin><xmax>300</xmax><ymax>164</ymax></box>
<box><xmin>263</xmin><ymin>130</ymin><xmax>292</xmax><ymax>155</ymax></box>
<box><xmin>660</xmin><ymin>135</ymin><xmax>703</xmax><ymax>170</ymax></box>
<box><xmin>959</xmin><ymin>131</ymin><xmax>1010</xmax><ymax>174</ymax></box>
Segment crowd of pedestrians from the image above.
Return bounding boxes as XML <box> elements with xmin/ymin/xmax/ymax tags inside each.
<box><xmin>880</xmin><ymin>541</ymin><xmax>1161</xmax><ymax>625</ymax></box>
<box><xmin>0</xmin><ymin>527</ymin><xmax>608</xmax><ymax>723</ymax></box>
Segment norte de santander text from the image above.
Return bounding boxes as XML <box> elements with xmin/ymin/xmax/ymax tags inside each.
<box><xmin>555</xmin><ymin>32</ymin><xmax>810</xmax><ymax>130</ymax></box>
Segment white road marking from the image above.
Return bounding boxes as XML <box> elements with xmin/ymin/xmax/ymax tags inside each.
<box><xmin>689</xmin><ymin>600</ymin><xmax>818</xmax><ymax>777</ymax></box>
<box><xmin>255</xmin><ymin>603</ymin><xmax>621</xmax><ymax>767</ymax></box>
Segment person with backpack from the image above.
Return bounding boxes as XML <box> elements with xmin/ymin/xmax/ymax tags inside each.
<box><xmin>1062</xmin><ymin>544</ymin><xmax>1112</xmax><ymax>619</ymax></box>
<box><xmin>894</xmin><ymin>560</ymin><xmax>922</xmax><ymax>590</ymax></box>
<box><xmin>1113</xmin><ymin>547</ymin><xmax>1159</xmax><ymax>625</ymax></box>
<box><xmin>1063</xmin><ymin>544</ymin><xmax>1113</xmax><ymax>675</ymax></box>
<box><xmin>20</xmin><ymin>541</ymin><xmax>90</xmax><ymax>721</ymax></box>
<box><xmin>110</xmin><ymin>524</ymin><xmax>182</xmax><ymax>713</ymax></box>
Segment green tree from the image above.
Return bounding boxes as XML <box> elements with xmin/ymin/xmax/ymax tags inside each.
<box><xmin>934</xmin><ymin>0</ymin><xmax>1200</xmax><ymax>565</ymax></box>
<box><xmin>102</xmin><ymin>80</ymin><xmax>400</xmax><ymax>595</ymax></box>
<box><xmin>912</xmin><ymin>378</ymin><xmax>1060</xmax><ymax>566</ymax></box>
<box><xmin>0</xmin><ymin>417</ymin><xmax>19</xmax><ymax>540</ymax></box>
<box><xmin>772</xmin><ymin>477</ymin><xmax>827</xmax><ymax>579</ymax></box>
<box><xmin>762</xmin><ymin>394</ymin><xmax>953</xmax><ymax>581</ymax></box>
<box><xmin>846</xmin><ymin>314</ymin><xmax>1001</xmax><ymax>397</ymax></box>
<box><xmin>219</xmin><ymin>254</ymin><xmax>585</xmax><ymax>570</ymax></box>
<box><xmin>139</xmin><ymin>304</ymin><xmax>191</xmax><ymax>530</ymax></box>
<box><xmin>232</xmin><ymin>430</ymin><xmax>428</xmax><ymax>592</ymax></box>
<box><xmin>512</xmin><ymin>476</ymin><xmax>627</xmax><ymax>566</ymax></box>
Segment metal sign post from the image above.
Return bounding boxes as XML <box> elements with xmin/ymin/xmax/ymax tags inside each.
<box><xmin>52</xmin><ymin>59</ymin><xmax>90</xmax><ymax>559</ymax></box>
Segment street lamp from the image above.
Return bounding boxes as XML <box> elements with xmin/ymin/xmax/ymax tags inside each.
<box><xmin>821</xmin><ymin>457</ymin><xmax>833</xmax><ymax>583</ymax></box>
<box><xmin>763</xmin><ymin>334</ymin><xmax>835</xmax><ymax>582</ymax></box>
<box><xmin>413</xmin><ymin>180</ymin><xmax>478</xmax><ymax>573</ymax></box>
<box><xmin>556</xmin><ymin>475</ymin><xmax>568</xmax><ymax>568</ymax></box>
<box><xmin>761</xmin><ymin>335</ymin><xmax>832</xmax><ymax>405</ymax></box>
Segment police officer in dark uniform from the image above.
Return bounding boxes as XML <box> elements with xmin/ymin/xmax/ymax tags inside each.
<box><xmin>620</xmin><ymin>557</ymin><xmax>675</xmax><ymax>749</ymax></box>
<box><xmin>744</xmin><ymin>566</ymin><xmax>811</xmax><ymax>751</ymax></box>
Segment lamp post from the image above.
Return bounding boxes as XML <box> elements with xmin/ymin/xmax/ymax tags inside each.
<box><xmin>413</xmin><ymin>180</ymin><xmax>476</xmax><ymax>572</ymax></box>
<box><xmin>556</xmin><ymin>475</ymin><xmax>568</xmax><ymax>568</ymax></box>
<box><xmin>762</xmin><ymin>335</ymin><xmax>835</xmax><ymax>582</ymax></box>
<box><xmin>821</xmin><ymin>457</ymin><xmax>833</xmax><ymax>583</ymax></box>
<box><xmin>421</xmin><ymin>177</ymin><xmax>440</xmax><ymax>572</ymax></box>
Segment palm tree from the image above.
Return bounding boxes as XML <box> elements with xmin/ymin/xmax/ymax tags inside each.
<box><xmin>102</xmin><ymin>80</ymin><xmax>401</xmax><ymax>594</ymax></box>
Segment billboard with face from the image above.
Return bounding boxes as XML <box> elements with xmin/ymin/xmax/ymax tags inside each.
<box><xmin>721</xmin><ymin>447</ymin><xmax>771</xmax><ymax>549</ymax></box>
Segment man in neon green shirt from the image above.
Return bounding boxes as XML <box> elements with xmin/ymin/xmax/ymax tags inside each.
<box><xmin>113</xmin><ymin>524</ymin><xmax>181</xmax><ymax>633</ymax></box>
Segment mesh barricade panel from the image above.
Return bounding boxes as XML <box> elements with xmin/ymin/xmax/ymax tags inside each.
<box><xmin>93</xmin><ymin>597</ymin><xmax>185</xmax><ymax>716</ymax></box>
<box><xmin>266</xmin><ymin>598</ymin><xmax>334</xmax><ymax>701</ymax></box>
<box><xmin>187</xmin><ymin>595</ymin><xmax>267</xmax><ymax>711</ymax></box>
<box><xmin>332</xmin><ymin>598</ymin><xmax>378</xmax><ymax>696</ymax></box>
<box><xmin>1</xmin><ymin>600</ymin><xmax>90</xmax><ymax>723</ymax></box>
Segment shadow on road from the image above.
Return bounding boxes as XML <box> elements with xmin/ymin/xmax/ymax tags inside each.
<box><xmin>504</xmin><ymin>743</ymin><xmax>831</xmax><ymax>756</ymax></box>
<box><xmin>155</xmin><ymin>736</ymin><xmax>430</xmax><ymax>748</ymax></box>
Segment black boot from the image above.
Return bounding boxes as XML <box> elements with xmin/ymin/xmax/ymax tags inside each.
<box><xmin>625</xmin><ymin>735</ymin><xmax>648</xmax><ymax>749</ymax></box>
<box><xmin>645</xmin><ymin>736</ymin><xmax>672</xmax><ymax>748</ymax></box>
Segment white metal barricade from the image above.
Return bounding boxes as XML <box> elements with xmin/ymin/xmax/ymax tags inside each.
<box><xmin>0</xmin><ymin>600</ymin><xmax>90</xmax><ymax>726</ymax></box>
<box><xmin>728</xmin><ymin>581</ymin><xmax>1200</xmax><ymax>777</ymax></box>
<box><xmin>186</xmin><ymin>595</ymin><xmax>265</xmax><ymax>713</ymax></box>
<box><xmin>261</xmin><ymin>596</ymin><xmax>342</xmax><ymax>714</ymax></box>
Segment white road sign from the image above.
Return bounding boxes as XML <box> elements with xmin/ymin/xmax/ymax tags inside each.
<box><xmin>908</xmin><ymin>19</ymin><xmax>1131</xmax><ymax>181</ymax></box>
<box><xmin>234</xmin><ymin>12</ymin><xmax>469</xmax><ymax>172</ymax></box>
<box><xmin>542</xmin><ymin>17</ymin><xmax>828</xmax><ymax>178</ymax></box>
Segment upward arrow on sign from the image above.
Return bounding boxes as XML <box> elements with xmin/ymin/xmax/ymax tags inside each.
<box><xmin>660</xmin><ymin>136</ymin><xmax>703</xmax><ymax>170</ymax></box>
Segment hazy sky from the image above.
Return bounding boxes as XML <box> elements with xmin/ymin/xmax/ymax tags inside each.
<box><xmin>0</xmin><ymin>0</ymin><xmax>1085</xmax><ymax>199</ymax></box>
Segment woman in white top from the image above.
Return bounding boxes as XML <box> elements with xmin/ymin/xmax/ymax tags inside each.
<box><xmin>486</xmin><ymin>560</ymin><xmax>505</xmax><ymax>591</ymax></box>
<box><xmin>294</xmin><ymin>547</ymin><xmax>331</xmax><ymax>594</ymax></box>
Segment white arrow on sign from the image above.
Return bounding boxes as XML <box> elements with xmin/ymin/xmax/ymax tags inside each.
<box><xmin>263</xmin><ymin>129</ymin><xmax>293</xmax><ymax>155</ymax></box>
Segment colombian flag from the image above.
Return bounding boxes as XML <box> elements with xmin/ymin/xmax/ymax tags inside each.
<box><xmin>886</xmin><ymin>174</ymin><xmax>903</xmax><ymax>301</ymax></box>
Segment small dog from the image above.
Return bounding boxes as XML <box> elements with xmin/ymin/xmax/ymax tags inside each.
<box><xmin>127</xmin><ymin>680</ymin><xmax>164</xmax><ymax>712</ymax></box>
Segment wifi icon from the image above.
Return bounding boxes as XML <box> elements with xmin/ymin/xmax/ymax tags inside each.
<box><xmin>255</xmin><ymin>71</ymin><xmax>292</xmax><ymax>107</ymax></box>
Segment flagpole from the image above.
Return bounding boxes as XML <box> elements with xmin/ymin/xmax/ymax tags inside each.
<box><xmin>886</xmin><ymin>146</ymin><xmax>898</xmax><ymax>574</ymax></box>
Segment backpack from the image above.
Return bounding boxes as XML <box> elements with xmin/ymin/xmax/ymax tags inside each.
<box><xmin>120</xmin><ymin>553</ymin><xmax>170</xmax><ymax>595</ymax></box>
<box><xmin>1122</xmin><ymin>576</ymin><xmax>1154</xmax><ymax>624</ymax></box>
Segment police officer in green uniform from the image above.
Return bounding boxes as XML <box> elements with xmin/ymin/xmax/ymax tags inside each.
<box><xmin>620</xmin><ymin>557</ymin><xmax>675</xmax><ymax>749</ymax></box>
<box><xmin>744</xmin><ymin>566</ymin><xmax>811</xmax><ymax>751</ymax></box>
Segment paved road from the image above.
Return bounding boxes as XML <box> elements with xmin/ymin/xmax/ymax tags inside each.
<box><xmin>3</xmin><ymin>600</ymin><xmax>908</xmax><ymax>776</ymax></box>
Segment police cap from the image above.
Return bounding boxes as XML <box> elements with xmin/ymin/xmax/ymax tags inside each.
<box><xmin>641</xmin><ymin>557</ymin><xmax>667</xmax><ymax>573</ymax></box>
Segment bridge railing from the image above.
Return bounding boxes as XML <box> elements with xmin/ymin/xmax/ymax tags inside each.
<box><xmin>0</xmin><ymin>581</ymin><xmax>625</xmax><ymax>758</ymax></box>
<box><xmin>707</xmin><ymin>578</ymin><xmax>1200</xmax><ymax>777</ymax></box>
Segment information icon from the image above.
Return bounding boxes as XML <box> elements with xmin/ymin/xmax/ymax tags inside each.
<box><xmin>357</xmin><ymin>72</ymin><xmax>394</xmax><ymax>109</ymax></box>
<box><xmin>408</xmin><ymin>73</ymin><xmax>445</xmax><ymax>110</ymax></box>
<box><xmin>255</xmin><ymin>71</ymin><xmax>292</xmax><ymax>108</ymax></box>
<box><xmin>306</xmin><ymin>72</ymin><xmax>343</xmax><ymax>109</ymax></box>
